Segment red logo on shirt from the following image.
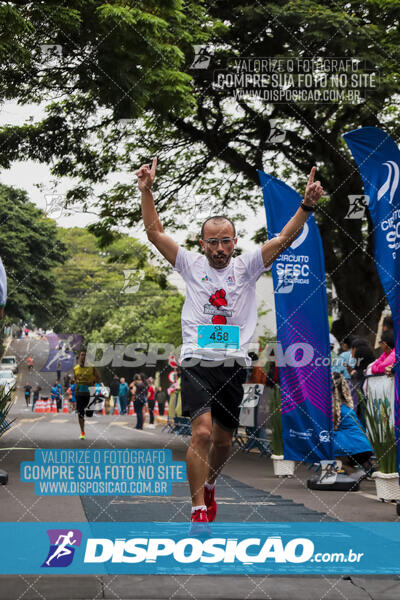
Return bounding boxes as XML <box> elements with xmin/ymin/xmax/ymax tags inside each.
<box><xmin>209</xmin><ymin>289</ymin><xmax>228</xmax><ymax>324</ymax></box>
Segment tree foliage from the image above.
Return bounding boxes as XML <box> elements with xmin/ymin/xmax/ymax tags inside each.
<box><xmin>0</xmin><ymin>184</ymin><xmax>67</xmax><ymax>327</ymax></box>
<box><xmin>55</xmin><ymin>227</ymin><xmax>184</xmax><ymax>346</ymax></box>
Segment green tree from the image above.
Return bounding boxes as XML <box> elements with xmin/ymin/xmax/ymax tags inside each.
<box><xmin>55</xmin><ymin>227</ymin><xmax>183</xmax><ymax>346</ymax></box>
<box><xmin>2</xmin><ymin>1</ymin><xmax>400</xmax><ymax>339</ymax></box>
<box><xmin>0</xmin><ymin>184</ymin><xmax>67</xmax><ymax>327</ymax></box>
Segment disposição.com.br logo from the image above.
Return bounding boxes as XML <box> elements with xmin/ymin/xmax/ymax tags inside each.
<box><xmin>41</xmin><ymin>529</ymin><xmax>82</xmax><ymax>568</ymax></box>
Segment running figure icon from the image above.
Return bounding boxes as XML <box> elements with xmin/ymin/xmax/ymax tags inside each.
<box><xmin>45</xmin><ymin>531</ymin><xmax>77</xmax><ymax>566</ymax></box>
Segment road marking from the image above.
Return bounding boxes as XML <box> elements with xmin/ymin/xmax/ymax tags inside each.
<box><xmin>356</xmin><ymin>491</ymin><xmax>383</xmax><ymax>502</ymax></box>
<box><xmin>49</xmin><ymin>419</ymin><xmax>68</xmax><ymax>423</ymax></box>
<box><xmin>0</xmin><ymin>447</ymin><xmax>38</xmax><ymax>451</ymax></box>
<box><xmin>109</xmin><ymin>421</ymin><xmax>130</xmax><ymax>426</ymax></box>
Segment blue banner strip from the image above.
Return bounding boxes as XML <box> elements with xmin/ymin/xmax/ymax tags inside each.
<box><xmin>1</xmin><ymin>522</ymin><xmax>400</xmax><ymax>574</ymax></box>
<box><xmin>343</xmin><ymin>127</ymin><xmax>400</xmax><ymax>479</ymax></box>
<box><xmin>258</xmin><ymin>170</ymin><xmax>333</xmax><ymax>462</ymax></box>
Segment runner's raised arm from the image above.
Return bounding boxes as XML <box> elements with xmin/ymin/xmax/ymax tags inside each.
<box><xmin>137</xmin><ymin>157</ymin><xmax>179</xmax><ymax>266</ymax></box>
<box><xmin>261</xmin><ymin>166</ymin><xmax>324</xmax><ymax>268</ymax></box>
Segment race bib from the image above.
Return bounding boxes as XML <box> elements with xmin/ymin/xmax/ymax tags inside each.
<box><xmin>197</xmin><ymin>325</ymin><xmax>239</xmax><ymax>349</ymax></box>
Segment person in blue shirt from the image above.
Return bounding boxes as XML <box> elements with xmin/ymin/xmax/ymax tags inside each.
<box><xmin>332</xmin><ymin>372</ymin><xmax>374</xmax><ymax>477</ymax></box>
<box><xmin>50</xmin><ymin>384</ymin><xmax>60</xmax><ymax>412</ymax></box>
<box><xmin>332</xmin><ymin>337</ymin><xmax>356</xmax><ymax>380</ymax></box>
<box><xmin>69</xmin><ymin>381</ymin><xmax>77</xmax><ymax>412</ymax></box>
<box><xmin>119</xmin><ymin>377</ymin><xmax>129</xmax><ymax>415</ymax></box>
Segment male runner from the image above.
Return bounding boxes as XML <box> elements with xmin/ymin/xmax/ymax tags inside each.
<box><xmin>137</xmin><ymin>158</ymin><xmax>323</xmax><ymax>524</ymax></box>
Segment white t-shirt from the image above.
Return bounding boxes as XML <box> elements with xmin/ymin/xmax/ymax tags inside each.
<box><xmin>174</xmin><ymin>247</ymin><xmax>269</xmax><ymax>364</ymax></box>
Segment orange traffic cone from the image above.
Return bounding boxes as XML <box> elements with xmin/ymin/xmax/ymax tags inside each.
<box><xmin>164</xmin><ymin>400</ymin><xmax>169</xmax><ymax>415</ymax></box>
<box><xmin>34</xmin><ymin>397</ymin><xmax>43</xmax><ymax>413</ymax></box>
<box><xmin>154</xmin><ymin>401</ymin><xmax>159</xmax><ymax>416</ymax></box>
<box><xmin>128</xmin><ymin>400</ymin><xmax>134</xmax><ymax>416</ymax></box>
<box><xmin>101</xmin><ymin>401</ymin><xmax>105</xmax><ymax>415</ymax></box>
<box><xmin>113</xmin><ymin>402</ymin><xmax>119</xmax><ymax>416</ymax></box>
<box><xmin>62</xmin><ymin>397</ymin><xmax>69</xmax><ymax>414</ymax></box>
<box><xmin>51</xmin><ymin>397</ymin><xmax>58</xmax><ymax>413</ymax></box>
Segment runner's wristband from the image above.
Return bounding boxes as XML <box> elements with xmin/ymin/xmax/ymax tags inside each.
<box><xmin>300</xmin><ymin>202</ymin><xmax>314</xmax><ymax>212</ymax></box>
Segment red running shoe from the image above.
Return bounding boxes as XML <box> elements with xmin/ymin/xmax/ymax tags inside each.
<box><xmin>204</xmin><ymin>485</ymin><xmax>217</xmax><ymax>522</ymax></box>
<box><xmin>190</xmin><ymin>508</ymin><xmax>210</xmax><ymax>536</ymax></box>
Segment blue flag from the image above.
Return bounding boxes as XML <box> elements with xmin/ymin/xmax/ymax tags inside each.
<box><xmin>258</xmin><ymin>170</ymin><xmax>333</xmax><ymax>462</ymax></box>
<box><xmin>343</xmin><ymin>126</ymin><xmax>400</xmax><ymax>478</ymax></box>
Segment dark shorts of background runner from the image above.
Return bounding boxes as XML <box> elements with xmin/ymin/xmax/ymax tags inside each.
<box><xmin>181</xmin><ymin>358</ymin><xmax>248</xmax><ymax>431</ymax></box>
<box><xmin>76</xmin><ymin>392</ymin><xmax>90</xmax><ymax>418</ymax></box>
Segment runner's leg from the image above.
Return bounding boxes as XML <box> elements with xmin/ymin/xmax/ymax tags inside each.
<box><xmin>186</xmin><ymin>411</ymin><xmax>212</xmax><ymax>506</ymax></box>
<box><xmin>207</xmin><ymin>421</ymin><xmax>234</xmax><ymax>485</ymax></box>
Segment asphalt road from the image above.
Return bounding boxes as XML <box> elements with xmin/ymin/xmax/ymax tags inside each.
<box><xmin>0</xmin><ymin>336</ymin><xmax>399</xmax><ymax>599</ymax></box>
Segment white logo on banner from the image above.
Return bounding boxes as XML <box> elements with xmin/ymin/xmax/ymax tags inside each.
<box><xmin>290</xmin><ymin>222</ymin><xmax>309</xmax><ymax>250</ymax></box>
<box><xmin>377</xmin><ymin>161</ymin><xmax>400</xmax><ymax>204</ymax></box>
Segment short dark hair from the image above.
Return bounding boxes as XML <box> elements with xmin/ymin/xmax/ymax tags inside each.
<box><xmin>383</xmin><ymin>315</ymin><xmax>393</xmax><ymax>330</ymax></box>
<box><xmin>380</xmin><ymin>329</ymin><xmax>394</xmax><ymax>349</ymax></box>
<box><xmin>201</xmin><ymin>216</ymin><xmax>236</xmax><ymax>239</ymax></box>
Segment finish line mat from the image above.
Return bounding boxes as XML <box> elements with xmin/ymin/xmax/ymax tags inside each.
<box><xmin>80</xmin><ymin>475</ymin><xmax>336</xmax><ymax>522</ymax></box>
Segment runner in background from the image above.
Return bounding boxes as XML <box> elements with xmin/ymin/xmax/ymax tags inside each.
<box><xmin>31</xmin><ymin>384</ymin><xmax>41</xmax><ymax>412</ymax></box>
<box><xmin>73</xmin><ymin>351</ymin><xmax>100</xmax><ymax>440</ymax></box>
<box><xmin>24</xmin><ymin>383</ymin><xmax>32</xmax><ymax>408</ymax></box>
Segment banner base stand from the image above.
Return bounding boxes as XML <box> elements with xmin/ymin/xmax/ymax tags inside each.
<box><xmin>0</xmin><ymin>469</ymin><xmax>8</xmax><ymax>485</ymax></box>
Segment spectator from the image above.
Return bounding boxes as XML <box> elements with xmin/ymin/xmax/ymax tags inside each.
<box><xmin>370</xmin><ymin>330</ymin><xmax>395</xmax><ymax>375</ymax></box>
<box><xmin>140</xmin><ymin>372</ymin><xmax>148</xmax><ymax>424</ymax></box>
<box><xmin>332</xmin><ymin>372</ymin><xmax>375</xmax><ymax>478</ymax></box>
<box><xmin>243</xmin><ymin>353</ymin><xmax>270</xmax><ymax>456</ymax></box>
<box><xmin>129</xmin><ymin>379</ymin><xmax>136</xmax><ymax>411</ymax></box>
<box><xmin>24</xmin><ymin>382</ymin><xmax>32</xmax><ymax>408</ymax></box>
<box><xmin>347</xmin><ymin>337</ymin><xmax>375</xmax><ymax>412</ymax></box>
<box><xmin>55</xmin><ymin>380</ymin><xmax>63</xmax><ymax>411</ymax></box>
<box><xmin>110</xmin><ymin>375</ymin><xmax>120</xmax><ymax>415</ymax></box>
<box><xmin>119</xmin><ymin>377</ymin><xmax>129</xmax><ymax>415</ymax></box>
<box><xmin>50</xmin><ymin>383</ymin><xmax>61</xmax><ymax>412</ymax></box>
<box><xmin>64</xmin><ymin>373</ymin><xmax>71</xmax><ymax>389</ymax></box>
<box><xmin>332</xmin><ymin>336</ymin><xmax>356</xmax><ymax>380</ymax></box>
<box><xmin>133</xmin><ymin>374</ymin><xmax>147</xmax><ymax>430</ymax></box>
<box><xmin>67</xmin><ymin>381</ymin><xmax>76</xmax><ymax>412</ymax></box>
<box><xmin>31</xmin><ymin>384</ymin><xmax>41</xmax><ymax>412</ymax></box>
<box><xmin>155</xmin><ymin>386</ymin><xmax>168</xmax><ymax>417</ymax></box>
<box><xmin>147</xmin><ymin>377</ymin><xmax>156</xmax><ymax>428</ymax></box>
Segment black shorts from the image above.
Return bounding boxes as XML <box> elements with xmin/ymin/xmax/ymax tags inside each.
<box><xmin>181</xmin><ymin>358</ymin><xmax>248</xmax><ymax>431</ymax></box>
<box><xmin>76</xmin><ymin>392</ymin><xmax>90</xmax><ymax>418</ymax></box>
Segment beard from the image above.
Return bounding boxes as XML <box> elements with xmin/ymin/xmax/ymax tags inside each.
<box><xmin>210</xmin><ymin>252</ymin><xmax>230</xmax><ymax>268</ymax></box>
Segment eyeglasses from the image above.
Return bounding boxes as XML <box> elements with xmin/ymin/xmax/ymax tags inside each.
<box><xmin>203</xmin><ymin>237</ymin><xmax>235</xmax><ymax>248</ymax></box>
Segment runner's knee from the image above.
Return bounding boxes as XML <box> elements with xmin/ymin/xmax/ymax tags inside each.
<box><xmin>192</xmin><ymin>425</ymin><xmax>212</xmax><ymax>448</ymax></box>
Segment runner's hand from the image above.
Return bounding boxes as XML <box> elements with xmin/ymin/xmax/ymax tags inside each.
<box><xmin>136</xmin><ymin>157</ymin><xmax>157</xmax><ymax>192</ymax></box>
<box><xmin>303</xmin><ymin>166</ymin><xmax>324</xmax><ymax>207</ymax></box>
